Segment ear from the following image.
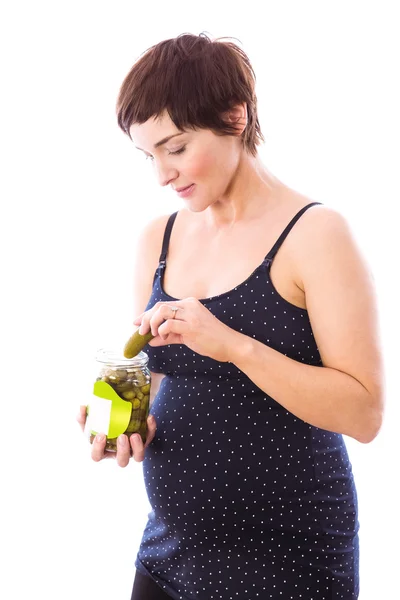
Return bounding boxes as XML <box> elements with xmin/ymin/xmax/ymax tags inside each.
<box><xmin>221</xmin><ymin>103</ymin><xmax>247</xmax><ymax>135</ymax></box>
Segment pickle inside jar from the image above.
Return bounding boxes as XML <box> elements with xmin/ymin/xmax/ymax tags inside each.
<box><xmin>91</xmin><ymin>366</ymin><xmax>151</xmax><ymax>446</ymax></box>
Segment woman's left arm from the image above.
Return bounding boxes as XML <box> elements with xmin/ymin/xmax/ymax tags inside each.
<box><xmin>229</xmin><ymin>208</ymin><xmax>385</xmax><ymax>443</ymax></box>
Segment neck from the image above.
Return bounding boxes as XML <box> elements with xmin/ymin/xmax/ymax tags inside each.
<box><xmin>204</xmin><ymin>153</ymin><xmax>283</xmax><ymax>231</ymax></box>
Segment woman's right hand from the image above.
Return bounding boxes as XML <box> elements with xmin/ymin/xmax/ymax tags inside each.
<box><xmin>76</xmin><ymin>405</ymin><xmax>157</xmax><ymax>468</ymax></box>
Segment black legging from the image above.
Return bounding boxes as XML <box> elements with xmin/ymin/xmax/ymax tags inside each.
<box><xmin>131</xmin><ymin>570</ymin><xmax>173</xmax><ymax>600</ymax></box>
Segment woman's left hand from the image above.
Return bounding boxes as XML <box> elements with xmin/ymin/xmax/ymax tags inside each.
<box><xmin>133</xmin><ymin>298</ymin><xmax>238</xmax><ymax>363</ymax></box>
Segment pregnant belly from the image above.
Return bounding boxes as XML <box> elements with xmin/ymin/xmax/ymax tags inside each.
<box><xmin>142</xmin><ymin>378</ymin><xmax>339</xmax><ymax>532</ymax></box>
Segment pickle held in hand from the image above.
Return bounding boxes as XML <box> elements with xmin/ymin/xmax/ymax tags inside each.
<box><xmin>123</xmin><ymin>329</ymin><xmax>155</xmax><ymax>359</ymax></box>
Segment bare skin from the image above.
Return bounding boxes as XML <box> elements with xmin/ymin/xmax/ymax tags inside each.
<box><xmin>160</xmin><ymin>187</ymin><xmax>313</xmax><ymax>308</ymax></box>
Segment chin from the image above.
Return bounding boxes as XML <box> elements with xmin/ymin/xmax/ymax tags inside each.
<box><xmin>184</xmin><ymin>199</ymin><xmax>210</xmax><ymax>213</ymax></box>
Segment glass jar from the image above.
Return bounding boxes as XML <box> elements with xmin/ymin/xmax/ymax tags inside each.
<box><xmin>85</xmin><ymin>349</ymin><xmax>151</xmax><ymax>452</ymax></box>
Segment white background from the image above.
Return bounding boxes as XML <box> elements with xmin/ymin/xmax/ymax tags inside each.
<box><xmin>1</xmin><ymin>1</ymin><xmax>399</xmax><ymax>599</ymax></box>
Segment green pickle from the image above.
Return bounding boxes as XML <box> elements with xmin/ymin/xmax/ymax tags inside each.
<box><xmin>115</xmin><ymin>381</ymin><xmax>132</xmax><ymax>393</ymax></box>
<box><xmin>90</xmin><ymin>349</ymin><xmax>152</xmax><ymax>450</ymax></box>
<box><xmin>123</xmin><ymin>329</ymin><xmax>154</xmax><ymax>359</ymax></box>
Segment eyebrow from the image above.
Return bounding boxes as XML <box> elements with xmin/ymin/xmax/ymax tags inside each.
<box><xmin>135</xmin><ymin>133</ymin><xmax>185</xmax><ymax>152</ymax></box>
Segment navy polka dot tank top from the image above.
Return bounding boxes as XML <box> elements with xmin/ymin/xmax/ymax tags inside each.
<box><xmin>134</xmin><ymin>202</ymin><xmax>360</xmax><ymax>599</ymax></box>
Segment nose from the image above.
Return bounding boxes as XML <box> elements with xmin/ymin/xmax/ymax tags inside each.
<box><xmin>154</xmin><ymin>160</ymin><xmax>178</xmax><ymax>187</ymax></box>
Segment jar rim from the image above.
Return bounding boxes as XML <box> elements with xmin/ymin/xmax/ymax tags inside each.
<box><xmin>95</xmin><ymin>348</ymin><xmax>149</xmax><ymax>368</ymax></box>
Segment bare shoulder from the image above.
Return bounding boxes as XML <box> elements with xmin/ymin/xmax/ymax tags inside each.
<box><xmin>298</xmin><ymin>202</ymin><xmax>351</xmax><ymax>236</ymax></box>
<box><xmin>285</xmin><ymin>203</ymin><xmax>363</xmax><ymax>281</ymax></box>
<box><xmin>132</xmin><ymin>212</ymin><xmax>172</xmax><ymax>315</ymax></box>
<box><xmin>137</xmin><ymin>212</ymin><xmax>173</xmax><ymax>252</ymax></box>
<box><xmin>134</xmin><ymin>212</ymin><xmax>174</xmax><ymax>273</ymax></box>
<box><xmin>289</xmin><ymin>202</ymin><xmax>378</xmax><ymax>326</ymax></box>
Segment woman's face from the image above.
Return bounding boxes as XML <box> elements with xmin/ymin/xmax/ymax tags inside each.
<box><xmin>129</xmin><ymin>110</ymin><xmax>244</xmax><ymax>212</ymax></box>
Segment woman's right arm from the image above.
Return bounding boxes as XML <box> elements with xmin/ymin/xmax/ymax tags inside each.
<box><xmin>76</xmin><ymin>212</ymin><xmax>171</xmax><ymax>467</ymax></box>
<box><xmin>131</xmin><ymin>213</ymin><xmax>172</xmax><ymax>403</ymax></box>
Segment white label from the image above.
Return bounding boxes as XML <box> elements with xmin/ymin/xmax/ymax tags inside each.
<box><xmin>85</xmin><ymin>396</ymin><xmax>112</xmax><ymax>438</ymax></box>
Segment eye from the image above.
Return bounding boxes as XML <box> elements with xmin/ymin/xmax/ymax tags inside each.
<box><xmin>145</xmin><ymin>146</ymin><xmax>186</xmax><ymax>162</ymax></box>
<box><xmin>168</xmin><ymin>146</ymin><xmax>186</xmax><ymax>156</ymax></box>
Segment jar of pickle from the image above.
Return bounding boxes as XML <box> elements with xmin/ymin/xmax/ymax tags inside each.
<box><xmin>85</xmin><ymin>349</ymin><xmax>151</xmax><ymax>452</ymax></box>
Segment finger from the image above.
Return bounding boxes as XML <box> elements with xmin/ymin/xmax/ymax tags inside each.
<box><xmin>130</xmin><ymin>433</ymin><xmax>146</xmax><ymax>462</ymax></box>
<box><xmin>144</xmin><ymin>415</ymin><xmax>157</xmax><ymax>448</ymax></box>
<box><xmin>148</xmin><ymin>312</ymin><xmax>169</xmax><ymax>337</ymax></box>
<box><xmin>133</xmin><ymin>313</ymin><xmax>144</xmax><ymax>325</ymax></box>
<box><xmin>138</xmin><ymin>314</ymin><xmax>151</xmax><ymax>335</ymax></box>
<box><xmin>157</xmin><ymin>319</ymin><xmax>188</xmax><ymax>342</ymax></box>
<box><xmin>128</xmin><ymin>415</ymin><xmax>157</xmax><ymax>462</ymax></box>
<box><xmin>115</xmin><ymin>434</ymin><xmax>132</xmax><ymax>468</ymax></box>
<box><xmin>139</xmin><ymin>301</ymin><xmax>177</xmax><ymax>335</ymax></box>
<box><xmin>76</xmin><ymin>405</ymin><xmax>87</xmax><ymax>432</ymax></box>
<box><xmin>137</xmin><ymin>302</ymin><xmax>163</xmax><ymax>334</ymax></box>
<box><xmin>91</xmin><ymin>433</ymin><xmax>110</xmax><ymax>462</ymax></box>
<box><xmin>149</xmin><ymin>334</ymin><xmax>180</xmax><ymax>346</ymax></box>
<box><xmin>146</xmin><ymin>304</ymin><xmax>181</xmax><ymax>337</ymax></box>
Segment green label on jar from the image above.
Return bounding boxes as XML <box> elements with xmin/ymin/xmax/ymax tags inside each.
<box><xmin>87</xmin><ymin>380</ymin><xmax>133</xmax><ymax>439</ymax></box>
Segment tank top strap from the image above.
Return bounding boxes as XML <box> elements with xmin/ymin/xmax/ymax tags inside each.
<box><xmin>263</xmin><ymin>201</ymin><xmax>323</xmax><ymax>265</ymax></box>
<box><xmin>158</xmin><ymin>211</ymin><xmax>179</xmax><ymax>265</ymax></box>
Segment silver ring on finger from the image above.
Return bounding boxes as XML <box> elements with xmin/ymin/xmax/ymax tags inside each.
<box><xmin>169</xmin><ymin>305</ymin><xmax>179</xmax><ymax>319</ymax></box>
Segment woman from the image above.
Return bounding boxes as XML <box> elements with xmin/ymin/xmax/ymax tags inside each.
<box><xmin>77</xmin><ymin>33</ymin><xmax>385</xmax><ymax>599</ymax></box>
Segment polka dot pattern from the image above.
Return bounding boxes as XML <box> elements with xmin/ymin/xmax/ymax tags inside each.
<box><xmin>134</xmin><ymin>204</ymin><xmax>360</xmax><ymax>599</ymax></box>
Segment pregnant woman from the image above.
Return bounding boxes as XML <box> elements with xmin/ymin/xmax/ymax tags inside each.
<box><xmin>78</xmin><ymin>32</ymin><xmax>385</xmax><ymax>600</ymax></box>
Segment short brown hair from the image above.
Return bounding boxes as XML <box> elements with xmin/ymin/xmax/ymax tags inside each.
<box><xmin>116</xmin><ymin>32</ymin><xmax>265</xmax><ymax>156</ymax></box>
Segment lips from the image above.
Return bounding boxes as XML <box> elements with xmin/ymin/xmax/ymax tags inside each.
<box><xmin>175</xmin><ymin>184</ymin><xmax>195</xmax><ymax>198</ymax></box>
<box><xmin>175</xmin><ymin>184</ymin><xmax>193</xmax><ymax>192</ymax></box>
